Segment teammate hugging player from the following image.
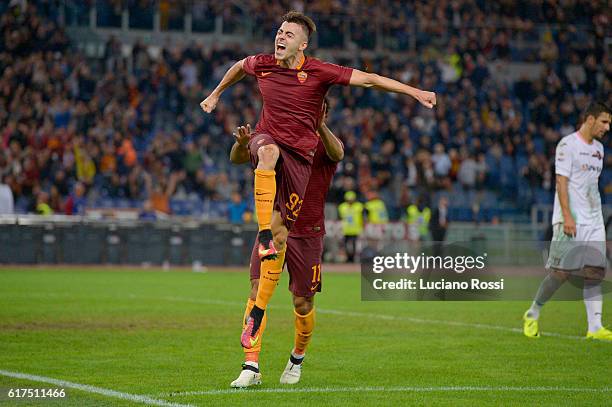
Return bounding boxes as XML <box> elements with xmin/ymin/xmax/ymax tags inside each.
<box><xmin>201</xmin><ymin>11</ymin><xmax>436</xmax><ymax>353</ymax></box>
<box><xmin>228</xmin><ymin>100</ymin><xmax>342</xmax><ymax>387</ymax></box>
<box><xmin>523</xmin><ymin>102</ymin><xmax>611</xmax><ymax>341</ymax></box>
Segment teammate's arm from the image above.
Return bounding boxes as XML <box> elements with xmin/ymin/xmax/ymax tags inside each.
<box><xmin>229</xmin><ymin>124</ymin><xmax>251</xmax><ymax>165</ymax></box>
<box><xmin>348</xmin><ymin>69</ymin><xmax>436</xmax><ymax>109</ymax></box>
<box><xmin>556</xmin><ymin>175</ymin><xmax>576</xmax><ymax>237</ymax></box>
<box><xmin>200</xmin><ymin>59</ymin><xmax>246</xmax><ymax>113</ymax></box>
<box><xmin>317</xmin><ymin>102</ymin><xmax>343</xmax><ymax>162</ymax></box>
<box><xmin>318</xmin><ymin>121</ymin><xmax>343</xmax><ymax>162</ymax></box>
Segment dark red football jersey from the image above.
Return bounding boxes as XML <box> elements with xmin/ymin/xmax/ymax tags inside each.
<box><xmin>290</xmin><ymin>138</ymin><xmax>339</xmax><ymax>238</ymax></box>
<box><xmin>243</xmin><ymin>54</ymin><xmax>352</xmax><ymax>161</ymax></box>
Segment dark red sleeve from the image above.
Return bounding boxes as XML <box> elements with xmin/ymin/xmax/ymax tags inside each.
<box><xmin>242</xmin><ymin>54</ymin><xmax>260</xmax><ymax>76</ymax></box>
<box><xmin>317</xmin><ymin>61</ymin><xmax>353</xmax><ymax>86</ymax></box>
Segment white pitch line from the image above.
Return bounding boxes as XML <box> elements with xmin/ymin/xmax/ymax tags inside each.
<box><xmin>0</xmin><ymin>369</ymin><xmax>193</xmax><ymax>407</ymax></box>
<box><xmin>156</xmin><ymin>295</ymin><xmax>585</xmax><ymax>340</ymax></box>
<box><xmin>160</xmin><ymin>385</ymin><xmax>612</xmax><ymax>397</ymax></box>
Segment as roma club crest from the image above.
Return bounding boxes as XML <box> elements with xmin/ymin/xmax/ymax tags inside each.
<box><xmin>297</xmin><ymin>71</ymin><xmax>308</xmax><ymax>83</ymax></box>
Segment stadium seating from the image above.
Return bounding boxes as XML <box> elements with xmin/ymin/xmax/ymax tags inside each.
<box><xmin>0</xmin><ymin>0</ymin><xmax>610</xmax><ymax>223</ymax></box>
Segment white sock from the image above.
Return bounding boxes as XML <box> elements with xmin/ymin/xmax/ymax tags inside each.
<box><xmin>245</xmin><ymin>361</ymin><xmax>259</xmax><ymax>370</ymax></box>
<box><xmin>527</xmin><ymin>301</ymin><xmax>542</xmax><ymax>320</ymax></box>
<box><xmin>528</xmin><ymin>273</ymin><xmax>566</xmax><ymax>320</ymax></box>
<box><xmin>584</xmin><ymin>282</ymin><xmax>603</xmax><ymax>333</ymax></box>
<box><xmin>290</xmin><ymin>350</ymin><xmax>305</xmax><ymax>364</ymax></box>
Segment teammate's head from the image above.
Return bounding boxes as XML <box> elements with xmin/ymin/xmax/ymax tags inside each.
<box><xmin>275</xmin><ymin>11</ymin><xmax>316</xmax><ymax>61</ymax></box>
<box><xmin>581</xmin><ymin>101</ymin><xmax>611</xmax><ymax>140</ymax></box>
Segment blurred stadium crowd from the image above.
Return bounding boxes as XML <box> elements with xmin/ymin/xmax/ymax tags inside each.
<box><xmin>0</xmin><ymin>0</ymin><xmax>610</xmax><ymax>222</ymax></box>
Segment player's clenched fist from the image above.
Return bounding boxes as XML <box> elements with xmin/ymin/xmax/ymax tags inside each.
<box><xmin>200</xmin><ymin>93</ymin><xmax>219</xmax><ymax>113</ymax></box>
<box><xmin>416</xmin><ymin>90</ymin><xmax>437</xmax><ymax>109</ymax></box>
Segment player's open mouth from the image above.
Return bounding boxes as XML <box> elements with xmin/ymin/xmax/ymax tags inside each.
<box><xmin>276</xmin><ymin>44</ymin><xmax>286</xmax><ymax>51</ymax></box>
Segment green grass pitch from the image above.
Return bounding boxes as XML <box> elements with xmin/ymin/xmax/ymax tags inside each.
<box><xmin>0</xmin><ymin>267</ymin><xmax>610</xmax><ymax>406</ymax></box>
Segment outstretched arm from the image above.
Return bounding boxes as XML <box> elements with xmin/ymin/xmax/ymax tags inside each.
<box><xmin>349</xmin><ymin>69</ymin><xmax>437</xmax><ymax>108</ymax></box>
<box><xmin>200</xmin><ymin>59</ymin><xmax>246</xmax><ymax>113</ymax></box>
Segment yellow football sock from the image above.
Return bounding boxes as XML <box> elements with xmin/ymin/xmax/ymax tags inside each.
<box><xmin>254</xmin><ymin>169</ymin><xmax>275</xmax><ymax>231</ymax></box>
<box><xmin>254</xmin><ymin>247</ymin><xmax>286</xmax><ymax>310</ymax></box>
<box><xmin>294</xmin><ymin>307</ymin><xmax>315</xmax><ymax>354</ymax></box>
<box><xmin>242</xmin><ymin>298</ymin><xmax>267</xmax><ymax>359</ymax></box>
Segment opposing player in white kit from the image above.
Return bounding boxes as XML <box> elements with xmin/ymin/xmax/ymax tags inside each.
<box><xmin>523</xmin><ymin>102</ymin><xmax>611</xmax><ymax>340</ymax></box>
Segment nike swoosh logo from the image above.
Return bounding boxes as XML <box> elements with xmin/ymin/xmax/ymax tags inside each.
<box><xmin>255</xmin><ymin>192</ymin><xmax>267</xmax><ymax>196</ymax></box>
<box><xmin>249</xmin><ymin>335</ymin><xmax>260</xmax><ymax>347</ymax></box>
<box><xmin>260</xmin><ymin>72</ymin><xmax>272</xmax><ymax>77</ymax></box>
<box><xmin>310</xmin><ymin>283</ymin><xmax>319</xmax><ymax>291</ymax></box>
<box><xmin>258</xmin><ymin>249</ymin><xmax>276</xmax><ymax>257</ymax></box>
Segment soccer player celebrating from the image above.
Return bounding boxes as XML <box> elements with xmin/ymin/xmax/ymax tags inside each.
<box><xmin>228</xmin><ymin>101</ymin><xmax>343</xmax><ymax>387</ymax></box>
<box><xmin>523</xmin><ymin>102</ymin><xmax>611</xmax><ymax>340</ymax></box>
<box><xmin>201</xmin><ymin>11</ymin><xmax>436</xmax><ymax>350</ymax></box>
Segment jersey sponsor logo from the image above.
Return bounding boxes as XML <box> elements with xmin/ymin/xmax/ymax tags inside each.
<box><xmin>592</xmin><ymin>151</ymin><xmax>603</xmax><ymax>160</ymax></box>
<box><xmin>297</xmin><ymin>71</ymin><xmax>308</xmax><ymax>83</ymax></box>
<box><xmin>581</xmin><ymin>164</ymin><xmax>602</xmax><ymax>172</ymax></box>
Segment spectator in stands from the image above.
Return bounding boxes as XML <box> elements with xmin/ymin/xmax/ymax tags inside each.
<box><xmin>64</xmin><ymin>182</ymin><xmax>87</xmax><ymax>215</ymax></box>
<box><xmin>138</xmin><ymin>200</ymin><xmax>157</xmax><ymax>221</ymax></box>
<box><xmin>35</xmin><ymin>190</ymin><xmax>53</xmax><ymax>216</ymax></box>
<box><xmin>227</xmin><ymin>191</ymin><xmax>248</xmax><ymax>224</ymax></box>
<box><xmin>474</xmin><ymin>153</ymin><xmax>487</xmax><ymax>190</ymax></box>
<box><xmin>407</xmin><ymin>196</ymin><xmax>431</xmax><ymax>241</ymax></box>
<box><xmin>431</xmin><ymin>143</ymin><xmax>452</xmax><ymax>189</ymax></box>
<box><xmin>145</xmin><ymin>172</ymin><xmax>183</xmax><ymax>215</ymax></box>
<box><xmin>432</xmin><ymin>143</ymin><xmax>451</xmax><ymax>178</ymax></box>
<box><xmin>74</xmin><ymin>139</ymin><xmax>96</xmax><ymax>185</ymax></box>
<box><xmin>457</xmin><ymin>151</ymin><xmax>478</xmax><ymax>191</ymax></box>
<box><xmin>338</xmin><ymin>191</ymin><xmax>363</xmax><ymax>263</ymax></box>
<box><xmin>430</xmin><ymin>196</ymin><xmax>449</xmax><ymax>244</ymax></box>
<box><xmin>214</xmin><ymin>173</ymin><xmax>233</xmax><ymax>202</ymax></box>
<box><xmin>49</xmin><ymin>185</ymin><xmax>63</xmax><ymax>213</ymax></box>
<box><xmin>364</xmin><ymin>190</ymin><xmax>389</xmax><ymax>225</ymax></box>
<box><xmin>117</xmin><ymin>137</ymin><xmax>137</xmax><ymax>171</ymax></box>
<box><xmin>0</xmin><ymin>175</ymin><xmax>14</xmax><ymax>214</ymax></box>
<box><xmin>0</xmin><ymin>1</ymin><xmax>609</xmax><ymax>224</ymax></box>
<box><xmin>183</xmin><ymin>140</ymin><xmax>203</xmax><ymax>182</ymax></box>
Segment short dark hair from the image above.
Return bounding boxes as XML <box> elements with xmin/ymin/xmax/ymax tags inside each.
<box><xmin>281</xmin><ymin>11</ymin><xmax>316</xmax><ymax>40</ymax></box>
<box><xmin>583</xmin><ymin>101</ymin><xmax>611</xmax><ymax>121</ymax></box>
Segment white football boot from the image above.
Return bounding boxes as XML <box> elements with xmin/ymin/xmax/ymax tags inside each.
<box><xmin>279</xmin><ymin>358</ymin><xmax>303</xmax><ymax>384</ymax></box>
<box><xmin>230</xmin><ymin>363</ymin><xmax>262</xmax><ymax>388</ymax></box>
